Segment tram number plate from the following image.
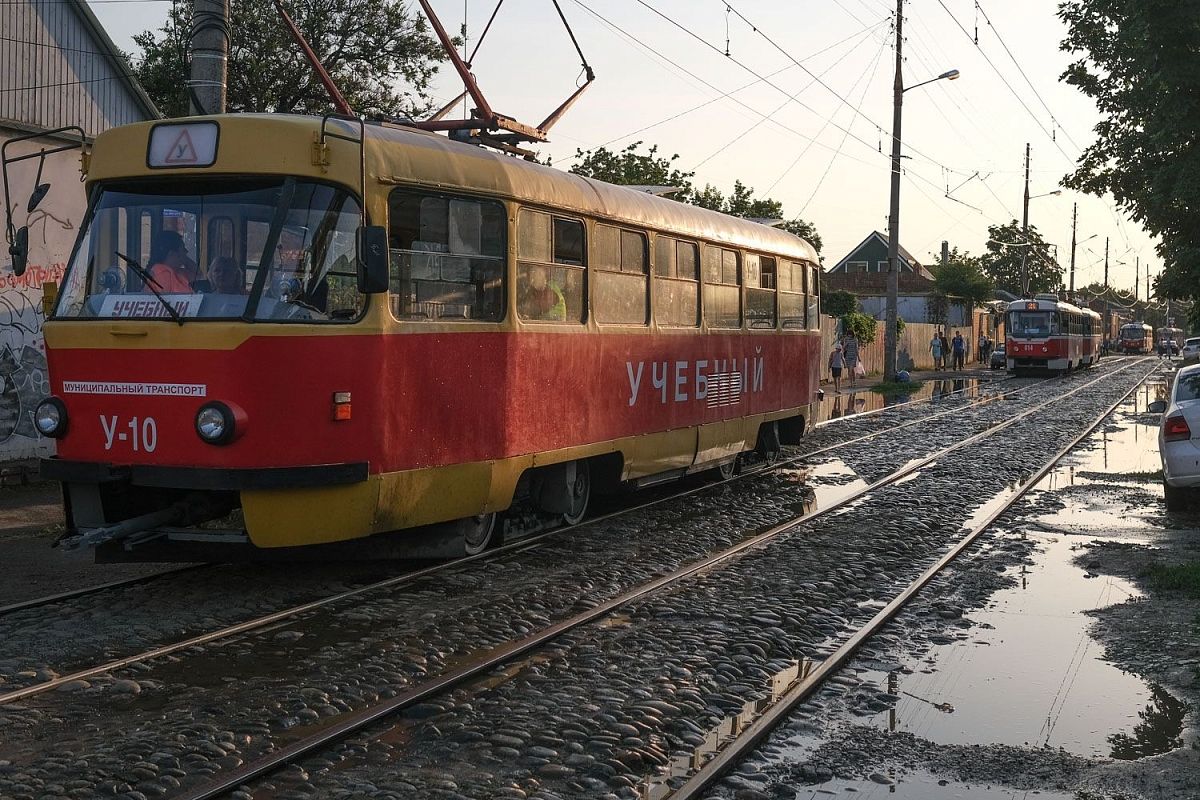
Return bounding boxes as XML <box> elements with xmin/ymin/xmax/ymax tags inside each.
<box><xmin>100</xmin><ymin>415</ymin><xmax>158</xmax><ymax>453</ymax></box>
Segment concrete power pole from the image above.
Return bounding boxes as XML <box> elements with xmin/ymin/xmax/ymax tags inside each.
<box><xmin>1135</xmin><ymin>256</ymin><xmax>1140</xmax><ymax>302</ymax></box>
<box><xmin>1069</xmin><ymin>202</ymin><xmax>1077</xmax><ymax>294</ymax></box>
<box><xmin>188</xmin><ymin>0</ymin><xmax>231</xmax><ymax>115</ymax></box>
<box><xmin>883</xmin><ymin>0</ymin><xmax>904</xmax><ymax>382</ymax></box>
<box><xmin>941</xmin><ymin>240</ymin><xmax>949</xmax><ymax>269</ymax></box>
<box><xmin>1019</xmin><ymin>143</ymin><xmax>1031</xmax><ymax>294</ymax></box>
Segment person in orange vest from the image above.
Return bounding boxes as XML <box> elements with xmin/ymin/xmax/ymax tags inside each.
<box><xmin>147</xmin><ymin>230</ymin><xmax>197</xmax><ymax>294</ymax></box>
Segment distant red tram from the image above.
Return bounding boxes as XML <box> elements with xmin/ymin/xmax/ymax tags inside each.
<box><xmin>1118</xmin><ymin>322</ymin><xmax>1154</xmax><ymax>354</ymax></box>
<box><xmin>1006</xmin><ymin>296</ymin><xmax>1102</xmax><ymax>374</ymax></box>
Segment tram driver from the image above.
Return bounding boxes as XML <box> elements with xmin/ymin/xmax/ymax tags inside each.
<box><xmin>147</xmin><ymin>230</ymin><xmax>198</xmax><ymax>294</ymax></box>
<box><xmin>518</xmin><ymin>264</ymin><xmax>566</xmax><ymax>321</ymax></box>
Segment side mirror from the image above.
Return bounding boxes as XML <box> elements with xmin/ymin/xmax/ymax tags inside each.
<box><xmin>10</xmin><ymin>226</ymin><xmax>28</xmax><ymax>277</ymax></box>
<box><xmin>1148</xmin><ymin>400</ymin><xmax>1167</xmax><ymax>414</ymax></box>
<box><xmin>27</xmin><ymin>183</ymin><xmax>51</xmax><ymax>213</ymax></box>
<box><xmin>357</xmin><ymin>225</ymin><xmax>388</xmax><ymax>294</ymax></box>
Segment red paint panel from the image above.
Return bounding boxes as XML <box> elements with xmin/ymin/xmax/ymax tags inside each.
<box><xmin>48</xmin><ymin>331</ymin><xmax>821</xmax><ymax>473</ymax></box>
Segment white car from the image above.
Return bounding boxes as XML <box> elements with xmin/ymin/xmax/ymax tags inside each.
<box><xmin>1152</xmin><ymin>363</ymin><xmax>1200</xmax><ymax>510</ymax></box>
<box><xmin>1181</xmin><ymin>337</ymin><xmax>1200</xmax><ymax>364</ymax></box>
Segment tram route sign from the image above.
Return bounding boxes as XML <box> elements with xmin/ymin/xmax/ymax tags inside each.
<box><xmin>147</xmin><ymin>122</ymin><xmax>219</xmax><ymax>169</ymax></box>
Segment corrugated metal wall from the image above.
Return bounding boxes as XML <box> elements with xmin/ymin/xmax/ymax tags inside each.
<box><xmin>0</xmin><ymin>0</ymin><xmax>151</xmax><ymax>133</ymax></box>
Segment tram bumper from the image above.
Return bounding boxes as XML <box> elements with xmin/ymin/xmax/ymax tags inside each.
<box><xmin>42</xmin><ymin>458</ymin><xmax>375</xmax><ymax>558</ymax></box>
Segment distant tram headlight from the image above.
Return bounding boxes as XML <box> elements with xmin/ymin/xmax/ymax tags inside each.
<box><xmin>34</xmin><ymin>398</ymin><xmax>67</xmax><ymax>438</ymax></box>
<box><xmin>195</xmin><ymin>402</ymin><xmax>236</xmax><ymax>445</ymax></box>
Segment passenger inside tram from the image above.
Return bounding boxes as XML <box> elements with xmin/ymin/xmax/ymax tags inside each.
<box><xmin>206</xmin><ymin>256</ymin><xmax>245</xmax><ymax>295</ymax></box>
<box><xmin>518</xmin><ymin>264</ymin><xmax>567</xmax><ymax>321</ymax></box>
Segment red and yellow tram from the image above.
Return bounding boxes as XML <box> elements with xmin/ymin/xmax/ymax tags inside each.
<box><xmin>1005</xmin><ymin>295</ymin><xmax>1101</xmax><ymax>374</ymax></box>
<box><xmin>24</xmin><ymin>115</ymin><xmax>822</xmax><ymax>560</ymax></box>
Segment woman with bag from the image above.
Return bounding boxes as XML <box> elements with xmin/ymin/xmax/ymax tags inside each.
<box><xmin>841</xmin><ymin>332</ymin><xmax>861</xmax><ymax>386</ymax></box>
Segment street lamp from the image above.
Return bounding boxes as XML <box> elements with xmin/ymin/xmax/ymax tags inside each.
<box><xmin>884</xmin><ymin>45</ymin><xmax>960</xmax><ymax>380</ymax></box>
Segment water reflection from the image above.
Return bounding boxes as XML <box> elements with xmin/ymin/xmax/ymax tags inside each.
<box><xmin>816</xmin><ymin>379</ymin><xmax>987</xmax><ymax>423</ymax></box>
<box><xmin>1108</xmin><ymin>684</ymin><xmax>1188</xmax><ymax>760</ymax></box>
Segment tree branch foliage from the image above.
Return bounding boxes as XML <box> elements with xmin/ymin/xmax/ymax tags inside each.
<box><xmin>131</xmin><ymin>0</ymin><xmax>447</xmax><ymax>118</ymax></box>
<box><xmin>979</xmin><ymin>220</ymin><xmax>1059</xmax><ymax>296</ymax></box>
<box><xmin>930</xmin><ymin>246</ymin><xmax>995</xmax><ymax>307</ymax></box>
<box><xmin>1058</xmin><ymin>0</ymin><xmax>1200</xmax><ymax>325</ymax></box>
<box><xmin>569</xmin><ymin>142</ymin><xmax>823</xmax><ymax>256</ymax></box>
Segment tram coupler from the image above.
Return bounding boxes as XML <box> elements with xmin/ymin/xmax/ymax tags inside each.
<box><xmin>55</xmin><ymin>494</ymin><xmax>230</xmax><ymax>551</ymax></box>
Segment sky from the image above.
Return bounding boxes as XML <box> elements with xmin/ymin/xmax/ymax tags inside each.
<box><xmin>89</xmin><ymin>0</ymin><xmax>1158</xmax><ymax>296</ymax></box>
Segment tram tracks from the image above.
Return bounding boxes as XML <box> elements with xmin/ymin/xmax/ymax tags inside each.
<box><xmin>162</xmin><ymin>359</ymin><xmax>1154</xmax><ymax>800</ymax></box>
<box><xmin>0</xmin><ymin>370</ymin><xmax>1070</xmax><ymax>705</ymax></box>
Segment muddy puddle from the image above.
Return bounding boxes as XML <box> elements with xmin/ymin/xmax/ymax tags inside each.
<box><xmin>845</xmin><ymin>380</ymin><xmax>1184</xmax><ymax>761</ymax></box>
<box><xmin>795</xmin><ymin>772</ymin><xmax>1076</xmax><ymax>799</ymax></box>
<box><xmin>815</xmin><ymin>378</ymin><xmax>987</xmax><ymax>424</ymax></box>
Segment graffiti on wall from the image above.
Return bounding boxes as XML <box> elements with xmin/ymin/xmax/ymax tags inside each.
<box><xmin>2</xmin><ymin>132</ymin><xmax>81</xmax><ymax>460</ymax></box>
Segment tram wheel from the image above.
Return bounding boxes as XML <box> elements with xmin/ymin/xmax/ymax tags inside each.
<box><xmin>716</xmin><ymin>457</ymin><xmax>739</xmax><ymax>481</ymax></box>
<box><xmin>462</xmin><ymin>512</ymin><xmax>500</xmax><ymax>555</ymax></box>
<box><xmin>755</xmin><ymin>421</ymin><xmax>782</xmax><ymax>467</ymax></box>
<box><xmin>561</xmin><ymin>461</ymin><xmax>591</xmax><ymax>526</ymax></box>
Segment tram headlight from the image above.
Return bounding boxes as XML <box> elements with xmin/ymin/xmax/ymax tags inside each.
<box><xmin>34</xmin><ymin>398</ymin><xmax>67</xmax><ymax>438</ymax></box>
<box><xmin>195</xmin><ymin>402</ymin><xmax>237</xmax><ymax>445</ymax></box>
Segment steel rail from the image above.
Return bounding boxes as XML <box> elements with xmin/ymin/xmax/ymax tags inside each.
<box><xmin>0</xmin><ymin>361</ymin><xmax>1083</xmax><ymax>704</ymax></box>
<box><xmin>0</xmin><ymin>565</ymin><xmax>206</xmax><ymax>618</ymax></box>
<box><xmin>665</xmin><ymin>363</ymin><xmax>1158</xmax><ymax>799</ymax></box>
<box><xmin>172</xmin><ymin>359</ymin><xmax>1150</xmax><ymax>800</ymax></box>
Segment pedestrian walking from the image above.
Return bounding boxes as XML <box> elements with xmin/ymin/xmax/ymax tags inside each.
<box><xmin>930</xmin><ymin>330</ymin><xmax>944</xmax><ymax>370</ymax></box>
<box><xmin>952</xmin><ymin>331</ymin><xmax>967</xmax><ymax>370</ymax></box>
<box><xmin>841</xmin><ymin>332</ymin><xmax>861</xmax><ymax>386</ymax></box>
<box><xmin>940</xmin><ymin>332</ymin><xmax>951</xmax><ymax>370</ymax></box>
<box><xmin>977</xmin><ymin>332</ymin><xmax>988</xmax><ymax>364</ymax></box>
<box><xmin>828</xmin><ymin>343</ymin><xmax>845</xmax><ymax>393</ymax></box>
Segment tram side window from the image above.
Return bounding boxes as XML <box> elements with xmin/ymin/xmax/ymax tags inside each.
<box><xmin>703</xmin><ymin>245</ymin><xmax>741</xmax><ymax>329</ymax></box>
<box><xmin>387</xmin><ymin>191</ymin><xmax>506</xmax><ymax>322</ymax></box>
<box><xmin>593</xmin><ymin>224</ymin><xmax>648</xmax><ymax>325</ymax></box>
<box><xmin>516</xmin><ymin>209</ymin><xmax>586</xmax><ymax>323</ymax></box>
<box><xmin>745</xmin><ymin>254</ymin><xmax>777</xmax><ymax>329</ymax></box>
<box><xmin>779</xmin><ymin>261</ymin><xmax>806</xmax><ymax>329</ymax></box>
<box><xmin>654</xmin><ymin>236</ymin><xmax>699</xmax><ymax>327</ymax></box>
<box><xmin>808</xmin><ymin>264</ymin><xmax>820</xmax><ymax>330</ymax></box>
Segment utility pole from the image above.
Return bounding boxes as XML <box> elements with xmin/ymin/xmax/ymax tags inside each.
<box><xmin>941</xmin><ymin>240</ymin><xmax>949</xmax><ymax>269</ymax></box>
<box><xmin>1019</xmin><ymin>143</ymin><xmax>1031</xmax><ymax>294</ymax></box>
<box><xmin>1068</xmin><ymin>202</ymin><xmax>1077</xmax><ymax>295</ymax></box>
<box><xmin>1135</xmin><ymin>256</ymin><xmax>1140</xmax><ymax>302</ymax></box>
<box><xmin>1103</xmin><ymin>237</ymin><xmax>1109</xmax><ymax>288</ymax></box>
<box><xmin>884</xmin><ymin>0</ymin><xmax>904</xmax><ymax>382</ymax></box>
<box><xmin>188</xmin><ymin>0</ymin><xmax>231</xmax><ymax>115</ymax></box>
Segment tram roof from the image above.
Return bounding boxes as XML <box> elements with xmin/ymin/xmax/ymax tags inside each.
<box><xmin>358</xmin><ymin>120</ymin><xmax>820</xmax><ymax>262</ymax></box>
<box><xmin>1006</xmin><ymin>297</ymin><xmax>1100</xmax><ymax>318</ymax></box>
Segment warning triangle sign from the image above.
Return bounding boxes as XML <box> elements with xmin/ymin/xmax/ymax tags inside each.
<box><xmin>164</xmin><ymin>128</ymin><xmax>199</xmax><ymax>164</ymax></box>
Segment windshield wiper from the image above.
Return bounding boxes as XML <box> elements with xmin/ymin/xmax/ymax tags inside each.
<box><xmin>114</xmin><ymin>250</ymin><xmax>185</xmax><ymax>326</ymax></box>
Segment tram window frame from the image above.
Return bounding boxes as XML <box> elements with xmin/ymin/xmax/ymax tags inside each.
<box><xmin>593</xmin><ymin>224</ymin><xmax>648</xmax><ymax>326</ymax></box>
<box><xmin>745</xmin><ymin>254</ymin><xmax>777</xmax><ymax>329</ymax></box>
<box><xmin>516</xmin><ymin>208</ymin><xmax>587</xmax><ymax>324</ymax></box>
<box><xmin>386</xmin><ymin>189</ymin><xmax>508</xmax><ymax>324</ymax></box>
<box><xmin>702</xmin><ymin>244</ymin><xmax>741</xmax><ymax>329</ymax></box>
<box><xmin>779</xmin><ymin>261</ymin><xmax>807</xmax><ymax>330</ymax></box>
<box><xmin>808</xmin><ymin>264</ymin><xmax>820</xmax><ymax>330</ymax></box>
<box><xmin>653</xmin><ymin>235</ymin><xmax>700</xmax><ymax>328</ymax></box>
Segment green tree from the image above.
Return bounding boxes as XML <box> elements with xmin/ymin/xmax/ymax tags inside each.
<box><xmin>980</xmin><ymin>221</ymin><xmax>1060</xmax><ymax>296</ymax></box>
<box><xmin>822</xmin><ymin>290</ymin><xmax>858</xmax><ymax>318</ymax></box>
<box><xmin>131</xmin><ymin>0</ymin><xmax>447</xmax><ymax>118</ymax></box>
<box><xmin>930</xmin><ymin>247</ymin><xmax>995</xmax><ymax>307</ymax></box>
<box><xmin>1059</xmin><ymin>1</ymin><xmax>1200</xmax><ymax>327</ymax></box>
<box><xmin>569</xmin><ymin>144</ymin><xmax>822</xmax><ymax>256</ymax></box>
<box><xmin>570</xmin><ymin>141</ymin><xmax>695</xmax><ymax>189</ymax></box>
<box><xmin>840</xmin><ymin>311</ymin><xmax>877</xmax><ymax>345</ymax></box>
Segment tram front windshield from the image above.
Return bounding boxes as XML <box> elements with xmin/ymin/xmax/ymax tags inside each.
<box><xmin>1120</xmin><ymin>326</ymin><xmax>1147</xmax><ymax>340</ymax></box>
<box><xmin>54</xmin><ymin>177</ymin><xmax>364</xmax><ymax>322</ymax></box>
<box><xmin>1008</xmin><ymin>310</ymin><xmax>1058</xmax><ymax>337</ymax></box>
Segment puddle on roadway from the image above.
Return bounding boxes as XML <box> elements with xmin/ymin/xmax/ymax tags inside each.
<box><xmin>816</xmin><ymin>378</ymin><xmax>987</xmax><ymax>424</ymax></box>
<box><xmin>799</xmin><ymin>771</ymin><xmax>1076</xmax><ymax>799</ymax></box>
<box><xmin>857</xmin><ymin>534</ymin><xmax>1160</xmax><ymax>759</ymax></box>
<box><xmin>777</xmin><ymin>457</ymin><xmax>869</xmax><ymax>512</ymax></box>
<box><xmin>852</xmin><ymin>381</ymin><xmax>1186</xmax><ymax>761</ymax></box>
